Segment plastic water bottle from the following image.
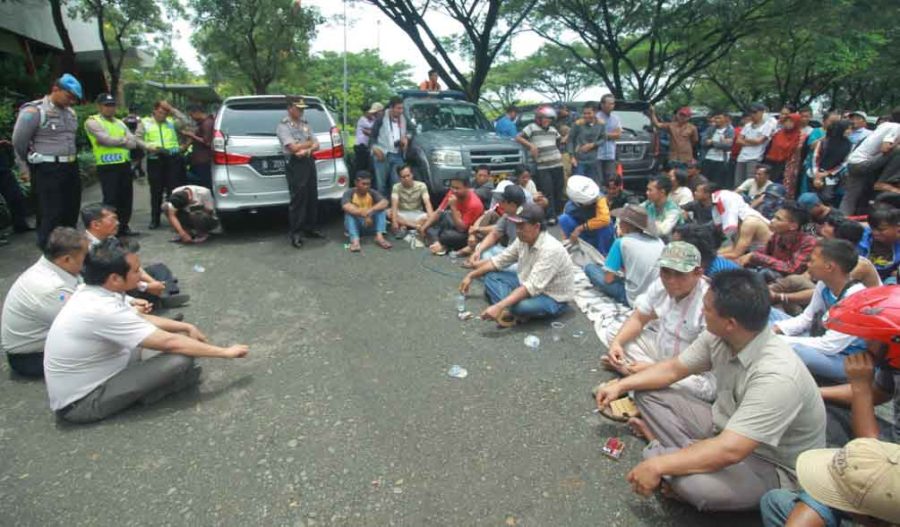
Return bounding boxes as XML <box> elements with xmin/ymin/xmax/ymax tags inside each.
<box><xmin>524</xmin><ymin>335</ymin><xmax>541</xmax><ymax>349</ymax></box>
<box><xmin>447</xmin><ymin>365</ymin><xmax>468</xmax><ymax>379</ymax></box>
<box><xmin>455</xmin><ymin>294</ymin><xmax>466</xmax><ymax>313</ymax></box>
<box><xmin>193</xmin><ymin>264</ymin><xmax>205</xmax><ymax>273</ymax></box>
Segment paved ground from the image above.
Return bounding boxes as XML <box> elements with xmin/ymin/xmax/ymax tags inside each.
<box><xmin>0</xmin><ymin>181</ymin><xmax>762</xmax><ymax>526</ymax></box>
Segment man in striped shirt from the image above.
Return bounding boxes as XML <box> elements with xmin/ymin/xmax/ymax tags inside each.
<box><xmin>517</xmin><ymin>106</ymin><xmax>564</xmax><ymax>222</ymax></box>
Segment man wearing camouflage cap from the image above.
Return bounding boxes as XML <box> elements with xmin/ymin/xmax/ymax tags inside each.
<box><xmin>601</xmin><ymin>241</ymin><xmax>716</xmax><ymax>402</ymax></box>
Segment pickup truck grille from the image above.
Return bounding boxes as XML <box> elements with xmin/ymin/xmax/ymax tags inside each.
<box><xmin>468</xmin><ymin>149</ymin><xmax>523</xmax><ymax>173</ymax></box>
<box><xmin>617</xmin><ymin>142</ymin><xmax>648</xmax><ymax>161</ymax></box>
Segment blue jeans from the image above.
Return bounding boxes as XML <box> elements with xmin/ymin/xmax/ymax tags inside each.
<box><xmin>483</xmin><ymin>271</ymin><xmax>568</xmax><ymax>320</ymax></box>
<box><xmin>760</xmin><ymin>489</ymin><xmax>841</xmax><ymax>527</ymax></box>
<box><xmin>584</xmin><ymin>263</ymin><xmax>628</xmax><ymax>305</ymax></box>
<box><xmin>558</xmin><ymin>202</ymin><xmax>615</xmax><ymax>255</ymax></box>
<box><xmin>572</xmin><ymin>162</ymin><xmax>601</xmax><ymax>185</ymax></box>
<box><xmin>372</xmin><ymin>152</ymin><xmax>404</xmax><ymax>196</ymax></box>
<box><xmin>768</xmin><ymin>308</ymin><xmax>865</xmax><ymax>382</ymax></box>
<box><xmin>344</xmin><ymin>210</ymin><xmax>387</xmax><ymax>242</ymax></box>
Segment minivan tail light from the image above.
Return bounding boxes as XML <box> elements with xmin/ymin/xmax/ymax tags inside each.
<box><xmin>213</xmin><ymin>130</ymin><xmax>226</xmax><ymax>152</ymax></box>
<box><xmin>330</xmin><ymin>126</ymin><xmax>342</xmax><ymax>146</ymax></box>
<box><xmin>313</xmin><ymin>144</ymin><xmax>344</xmax><ymax>160</ymax></box>
<box><xmin>214</xmin><ymin>151</ymin><xmax>252</xmax><ymax>165</ymax></box>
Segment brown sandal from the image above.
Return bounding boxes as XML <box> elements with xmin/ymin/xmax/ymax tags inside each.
<box><xmin>591</xmin><ymin>380</ymin><xmax>640</xmax><ymax>422</ymax></box>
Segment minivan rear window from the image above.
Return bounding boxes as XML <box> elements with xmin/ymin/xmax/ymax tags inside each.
<box><xmin>219</xmin><ymin>103</ymin><xmax>332</xmax><ymax>136</ymax></box>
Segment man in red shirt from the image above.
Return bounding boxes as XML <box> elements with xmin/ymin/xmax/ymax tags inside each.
<box><xmin>419</xmin><ymin>173</ymin><xmax>484</xmax><ymax>255</ymax></box>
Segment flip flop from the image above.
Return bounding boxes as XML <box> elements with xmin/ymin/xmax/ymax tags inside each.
<box><xmin>591</xmin><ymin>380</ymin><xmax>640</xmax><ymax>422</ymax></box>
<box><xmin>348</xmin><ymin>242</ymin><xmax>361</xmax><ymax>253</ymax></box>
<box><xmin>376</xmin><ymin>239</ymin><xmax>393</xmax><ymax>250</ymax></box>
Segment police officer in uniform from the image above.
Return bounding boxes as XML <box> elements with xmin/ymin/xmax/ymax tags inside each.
<box><xmin>11</xmin><ymin>74</ymin><xmax>83</xmax><ymax>248</ymax></box>
<box><xmin>276</xmin><ymin>98</ymin><xmax>322</xmax><ymax>248</ymax></box>
<box><xmin>84</xmin><ymin>93</ymin><xmax>141</xmax><ymax>236</ymax></box>
<box><xmin>135</xmin><ymin>100</ymin><xmax>189</xmax><ymax>229</ymax></box>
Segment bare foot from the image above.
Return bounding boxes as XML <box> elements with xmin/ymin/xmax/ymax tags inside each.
<box><xmin>627</xmin><ymin>417</ymin><xmax>656</xmax><ymax>442</ymax></box>
<box><xmin>660</xmin><ymin>481</ymin><xmax>684</xmax><ymax>502</ymax></box>
<box><xmin>429</xmin><ymin>242</ymin><xmax>446</xmax><ymax>255</ymax></box>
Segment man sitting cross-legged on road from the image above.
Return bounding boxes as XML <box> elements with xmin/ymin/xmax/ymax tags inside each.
<box><xmin>45</xmin><ymin>239</ymin><xmax>249</xmax><ymax>424</ymax></box>
<box><xmin>465</xmin><ymin>181</ymin><xmax>527</xmax><ymax>268</ymax></box>
<box><xmin>595</xmin><ymin>269</ymin><xmax>825</xmax><ymax>512</ymax></box>
<box><xmin>164</xmin><ymin>185</ymin><xmax>219</xmax><ymax>244</ymax></box>
<box><xmin>419</xmin><ymin>174</ymin><xmax>484</xmax><ymax>256</ymax></box>
<box><xmin>81</xmin><ymin>203</ymin><xmax>189</xmax><ymax>310</ymax></box>
<box><xmin>738</xmin><ymin>200</ymin><xmax>817</xmax><ymax>281</ymax></box>
<box><xmin>771</xmin><ymin>239</ymin><xmax>868</xmax><ymax>383</ymax></box>
<box><xmin>1</xmin><ymin>227</ymin><xmax>88</xmax><ymax>378</ymax></box>
<box><xmin>459</xmin><ymin>203</ymin><xmax>573</xmax><ymax>327</ymax></box>
<box><xmin>341</xmin><ymin>171</ymin><xmax>392</xmax><ymax>253</ymax></box>
<box><xmin>388</xmin><ymin>164</ymin><xmax>432</xmax><ymax>238</ymax></box>
<box><xmin>600</xmin><ymin>241</ymin><xmax>716</xmax><ymax>402</ymax></box>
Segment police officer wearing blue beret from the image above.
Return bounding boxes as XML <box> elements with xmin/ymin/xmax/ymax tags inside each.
<box><xmin>12</xmin><ymin>74</ymin><xmax>83</xmax><ymax>248</ymax></box>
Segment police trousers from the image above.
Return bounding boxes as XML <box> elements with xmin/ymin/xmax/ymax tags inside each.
<box><xmin>32</xmin><ymin>161</ymin><xmax>81</xmax><ymax>249</ymax></box>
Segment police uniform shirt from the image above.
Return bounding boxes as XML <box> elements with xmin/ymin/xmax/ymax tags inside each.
<box><xmin>11</xmin><ymin>96</ymin><xmax>78</xmax><ymax>162</ymax></box>
<box><xmin>276</xmin><ymin>116</ymin><xmax>314</xmax><ymax>156</ymax></box>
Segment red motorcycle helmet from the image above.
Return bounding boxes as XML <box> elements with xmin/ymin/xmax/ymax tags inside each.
<box><xmin>825</xmin><ymin>286</ymin><xmax>900</xmax><ymax>368</ymax></box>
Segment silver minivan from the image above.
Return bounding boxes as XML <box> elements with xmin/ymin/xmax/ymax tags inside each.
<box><xmin>211</xmin><ymin>95</ymin><xmax>349</xmax><ymax>219</ymax></box>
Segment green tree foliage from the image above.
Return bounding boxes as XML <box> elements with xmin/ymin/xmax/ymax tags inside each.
<box><xmin>274</xmin><ymin>50</ymin><xmax>414</xmax><ymax>126</ymax></box>
<box><xmin>694</xmin><ymin>0</ymin><xmax>899</xmax><ymax>112</ymax></box>
<box><xmin>72</xmin><ymin>0</ymin><xmax>167</xmax><ymax>95</ymax></box>
<box><xmin>121</xmin><ymin>42</ymin><xmax>204</xmax><ymax>112</ymax></box>
<box><xmin>364</xmin><ymin>0</ymin><xmax>540</xmax><ymax>102</ymax></box>
<box><xmin>535</xmin><ymin>0</ymin><xmax>791</xmax><ymax>103</ymax></box>
<box><xmin>482</xmin><ymin>43</ymin><xmax>593</xmax><ymax>110</ymax></box>
<box><xmin>189</xmin><ymin>0</ymin><xmax>322</xmax><ymax>95</ymax></box>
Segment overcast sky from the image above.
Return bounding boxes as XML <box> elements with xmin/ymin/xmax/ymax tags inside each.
<box><xmin>170</xmin><ymin>0</ymin><xmax>607</xmax><ymax>101</ymax></box>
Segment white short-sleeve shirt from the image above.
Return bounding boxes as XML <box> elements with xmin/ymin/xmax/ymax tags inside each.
<box><xmin>737</xmin><ymin>118</ymin><xmax>777</xmax><ymax>162</ymax></box>
<box><xmin>1</xmin><ymin>257</ymin><xmax>79</xmax><ymax>355</ymax></box>
<box><xmin>847</xmin><ymin>123</ymin><xmax>900</xmax><ymax>165</ymax></box>
<box><xmin>44</xmin><ymin>285</ymin><xmax>156</xmax><ymax>410</ymax></box>
<box><xmin>634</xmin><ymin>277</ymin><xmax>708</xmax><ymax>359</ymax></box>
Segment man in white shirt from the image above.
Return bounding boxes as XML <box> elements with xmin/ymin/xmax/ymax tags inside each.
<box><xmin>772</xmin><ymin>239</ymin><xmax>867</xmax><ymax>382</ymax></box>
<box><xmin>601</xmin><ymin>241</ymin><xmax>716</xmax><ymax>402</ymax></box>
<box><xmin>1</xmin><ymin>227</ymin><xmax>87</xmax><ymax>377</ymax></box>
<box><xmin>81</xmin><ymin>203</ymin><xmax>188</xmax><ymax>310</ymax></box>
<box><xmin>45</xmin><ymin>239</ymin><xmax>249</xmax><ymax>424</ymax></box>
<box><xmin>840</xmin><ymin>110</ymin><xmax>900</xmax><ymax>215</ymax></box>
<box><xmin>459</xmin><ymin>203</ymin><xmax>574</xmax><ymax>327</ymax></box>
<box><xmin>734</xmin><ymin>103</ymin><xmax>777</xmax><ymax>187</ymax></box>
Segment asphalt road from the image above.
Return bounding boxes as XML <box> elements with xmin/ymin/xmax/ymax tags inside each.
<box><xmin>0</xmin><ymin>181</ymin><xmax>762</xmax><ymax>526</ymax></box>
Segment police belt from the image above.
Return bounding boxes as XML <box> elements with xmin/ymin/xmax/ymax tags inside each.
<box><xmin>27</xmin><ymin>153</ymin><xmax>77</xmax><ymax>164</ymax></box>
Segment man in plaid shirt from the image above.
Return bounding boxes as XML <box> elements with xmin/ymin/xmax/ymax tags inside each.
<box><xmin>739</xmin><ymin>200</ymin><xmax>817</xmax><ymax>277</ymax></box>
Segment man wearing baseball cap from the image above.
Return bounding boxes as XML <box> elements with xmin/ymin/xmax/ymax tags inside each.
<box><xmin>649</xmin><ymin>106</ymin><xmax>699</xmax><ymax>167</ymax></box>
<box><xmin>760</xmin><ymin>438</ymin><xmax>900</xmax><ymax>526</ymax></box>
<box><xmin>464</xmin><ymin>181</ymin><xmax>527</xmax><ymax>267</ymax></box>
<box><xmin>600</xmin><ymin>241</ymin><xmax>715</xmax><ymax>403</ymax></box>
<box><xmin>459</xmin><ymin>203</ymin><xmax>574</xmax><ymax>327</ymax></box>
<box><xmin>847</xmin><ymin>110</ymin><xmax>872</xmax><ymax>147</ymax></box>
<box><xmin>85</xmin><ymin>93</ymin><xmax>141</xmax><ymax>237</ymax></box>
<box><xmin>12</xmin><ymin>73</ymin><xmax>84</xmax><ymax>248</ymax></box>
<box><xmin>595</xmin><ymin>269</ymin><xmax>825</xmax><ymax>512</ymax></box>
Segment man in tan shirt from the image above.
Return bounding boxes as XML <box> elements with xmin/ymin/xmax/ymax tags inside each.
<box><xmin>595</xmin><ymin>269</ymin><xmax>825</xmax><ymax>512</ymax></box>
<box><xmin>459</xmin><ymin>203</ymin><xmax>574</xmax><ymax>327</ymax></box>
<box><xmin>650</xmin><ymin>106</ymin><xmax>699</xmax><ymax>167</ymax></box>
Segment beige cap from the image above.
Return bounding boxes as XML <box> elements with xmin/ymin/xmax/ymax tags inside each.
<box><xmin>367</xmin><ymin>102</ymin><xmax>384</xmax><ymax>114</ymax></box>
<box><xmin>797</xmin><ymin>438</ymin><xmax>900</xmax><ymax>524</ymax></box>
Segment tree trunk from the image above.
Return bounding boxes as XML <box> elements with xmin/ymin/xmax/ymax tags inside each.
<box><xmin>49</xmin><ymin>0</ymin><xmax>78</xmax><ymax>74</ymax></box>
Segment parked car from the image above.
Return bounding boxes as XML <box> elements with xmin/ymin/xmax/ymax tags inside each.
<box><xmin>399</xmin><ymin>90</ymin><xmax>528</xmax><ymax>195</ymax></box>
<box><xmin>515</xmin><ymin>101</ymin><xmax>657</xmax><ymax>183</ymax></box>
<box><xmin>211</xmin><ymin>95</ymin><xmax>349</xmax><ymax>225</ymax></box>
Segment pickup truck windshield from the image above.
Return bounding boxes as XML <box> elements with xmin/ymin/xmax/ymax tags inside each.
<box><xmin>408</xmin><ymin>102</ymin><xmax>492</xmax><ymax>132</ymax></box>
